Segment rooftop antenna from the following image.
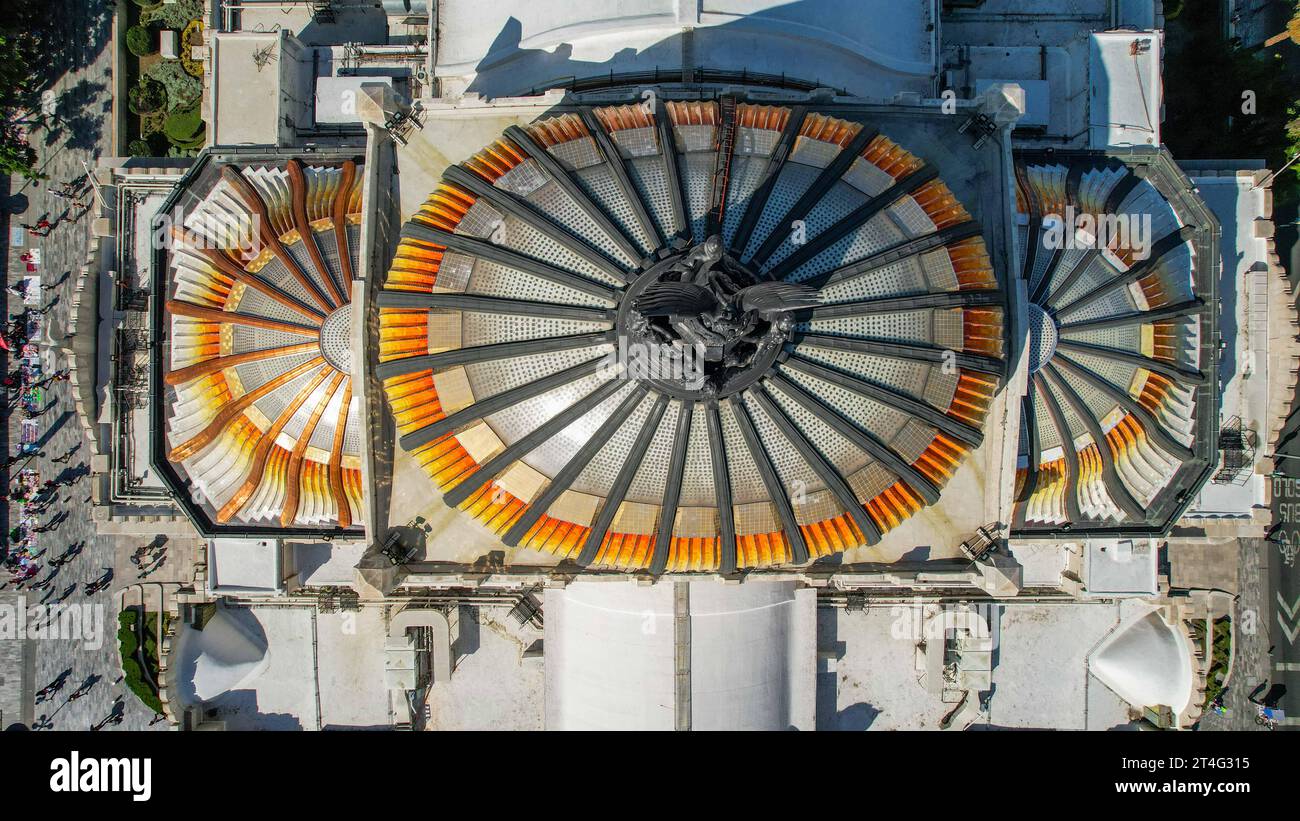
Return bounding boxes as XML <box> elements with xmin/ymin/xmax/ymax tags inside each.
<box><xmin>252</xmin><ymin>43</ymin><xmax>277</xmax><ymax>72</ymax></box>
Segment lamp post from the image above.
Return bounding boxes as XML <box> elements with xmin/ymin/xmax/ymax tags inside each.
<box><xmin>1269</xmin><ymin>452</ymin><xmax>1300</xmax><ymax>478</ymax></box>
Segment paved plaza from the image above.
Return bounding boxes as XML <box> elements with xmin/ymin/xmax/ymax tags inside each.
<box><xmin>1</xmin><ymin>1</ymin><xmax>195</xmax><ymax>732</ymax></box>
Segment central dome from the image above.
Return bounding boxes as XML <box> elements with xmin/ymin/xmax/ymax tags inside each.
<box><xmin>377</xmin><ymin>99</ymin><xmax>1006</xmax><ymax>572</ymax></box>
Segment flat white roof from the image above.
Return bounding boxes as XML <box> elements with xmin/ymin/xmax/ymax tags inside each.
<box><xmin>294</xmin><ymin>541</ymin><xmax>366</xmax><ymax>587</ymax></box>
<box><xmin>1184</xmin><ymin>172</ymin><xmax>1272</xmax><ymax>507</ymax></box>
<box><xmin>1088</xmin><ymin>31</ymin><xmax>1162</xmax><ymax>149</ymax></box>
<box><xmin>989</xmin><ymin>601</ymin><xmax>1135</xmax><ymax>729</ymax></box>
<box><xmin>544</xmin><ymin>581</ymin><xmax>815</xmax><ymax>730</ymax></box>
<box><xmin>1007</xmin><ymin>541</ymin><xmax>1070</xmax><ymax>588</ymax></box>
<box><xmin>174</xmin><ymin>605</ymin><xmax>393</xmax><ymax>729</ymax></box>
<box><xmin>315</xmin><ymin>76</ymin><xmax>394</xmax><ymax>124</ymax></box>
<box><xmin>1083</xmin><ymin>538</ymin><xmax>1158</xmax><ymax>597</ymax></box>
<box><xmin>208</xmin><ymin>538</ymin><xmax>281</xmax><ymax>594</ymax></box>
<box><xmin>209</xmin><ymin>31</ymin><xmax>285</xmax><ymax>146</ymax></box>
<box><xmin>160</xmin><ymin>30</ymin><xmax>180</xmax><ymax>60</ymax></box>
<box><xmin>823</xmin><ymin>608</ymin><xmax>960</xmax><ymax>730</ymax></box>
<box><xmin>423</xmin><ymin>607</ymin><xmax>544</xmax><ymax>730</ymax></box>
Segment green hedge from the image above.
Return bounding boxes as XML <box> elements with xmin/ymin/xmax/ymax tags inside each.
<box><xmin>1200</xmin><ymin>617</ymin><xmax>1232</xmax><ymax>712</ymax></box>
<box><xmin>126</xmin><ymin>25</ymin><xmax>156</xmax><ymax>58</ymax></box>
<box><xmin>163</xmin><ymin>103</ymin><xmax>205</xmax><ymax>149</ymax></box>
<box><xmin>117</xmin><ymin>610</ymin><xmax>163</xmax><ymax>714</ymax></box>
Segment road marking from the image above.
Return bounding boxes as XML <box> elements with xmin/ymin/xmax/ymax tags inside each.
<box><xmin>1284</xmin><ymin>717</ymin><xmax>1300</xmax><ymax>726</ymax></box>
<box><xmin>1275</xmin><ymin>662</ymin><xmax>1300</xmax><ymax>671</ymax></box>
<box><xmin>1278</xmin><ymin>593</ymin><xmax>1300</xmax><ymax>644</ymax></box>
<box><xmin>1280</xmin><ymin>593</ymin><xmax>1300</xmax><ymax>621</ymax></box>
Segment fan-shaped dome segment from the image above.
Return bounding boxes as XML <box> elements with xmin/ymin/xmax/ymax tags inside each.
<box><xmin>161</xmin><ymin>157</ymin><xmax>365</xmax><ymax>532</ymax></box>
<box><xmin>1011</xmin><ymin>151</ymin><xmax>1217</xmax><ymax>535</ymax></box>
<box><xmin>378</xmin><ymin>99</ymin><xmax>1009</xmax><ymax>573</ymax></box>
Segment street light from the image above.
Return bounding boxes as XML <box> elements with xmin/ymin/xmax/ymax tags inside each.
<box><xmin>1269</xmin><ymin>453</ymin><xmax>1300</xmax><ymax>478</ymax></box>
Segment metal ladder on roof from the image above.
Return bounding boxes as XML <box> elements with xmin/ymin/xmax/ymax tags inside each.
<box><xmin>706</xmin><ymin>95</ymin><xmax>738</xmax><ymax>235</ymax></box>
<box><xmin>311</xmin><ymin>1</ymin><xmax>336</xmax><ymax>24</ymax></box>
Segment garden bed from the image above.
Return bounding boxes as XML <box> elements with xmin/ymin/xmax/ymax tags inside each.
<box><xmin>125</xmin><ymin>0</ymin><xmax>206</xmax><ymax>157</ymax></box>
<box><xmin>1193</xmin><ymin>616</ymin><xmax>1232</xmax><ymax>711</ymax></box>
<box><xmin>118</xmin><ymin>608</ymin><xmax>171</xmax><ymax>714</ymax></box>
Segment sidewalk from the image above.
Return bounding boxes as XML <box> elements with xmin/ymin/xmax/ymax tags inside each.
<box><xmin>2</xmin><ymin>1</ymin><xmax>171</xmax><ymax>732</ymax></box>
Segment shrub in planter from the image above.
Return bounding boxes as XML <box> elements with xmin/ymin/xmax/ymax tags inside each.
<box><xmin>126</xmin><ymin>139</ymin><xmax>152</xmax><ymax>157</ymax></box>
<box><xmin>145</xmin><ymin>61</ymin><xmax>202</xmax><ymax>110</ymax></box>
<box><xmin>127</xmin><ymin>79</ymin><xmax>166</xmax><ymax>115</ymax></box>
<box><xmin>180</xmin><ymin>19</ymin><xmax>204</xmax><ymax>78</ymax></box>
<box><xmin>163</xmin><ymin>103</ymin><xmax>205</xmax><ymax>149</ymax></box>
<box><xmin>126</xmin><ymin>25</ymin><xmax>156</xmax><ymax>57</ymax></box>
<box><xmin>145</xmin><ymin>130</ymin><xmax>171</xmax><ymax>155</ymax></box>
<box><xmin>143</xmin><ymin>0</ymin><xmax>204</xmax><ymax>29</ymax></box>
<box><xmin>117</xmin><ymin>610</ymin><xmax>163</xmax><ymax>714</ymax></box>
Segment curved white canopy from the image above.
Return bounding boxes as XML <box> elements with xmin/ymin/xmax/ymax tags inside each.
<box><xmin>1088</xmin><ymin>609</ymin><xmax>1193</xmax><ymax>713</ymax></box>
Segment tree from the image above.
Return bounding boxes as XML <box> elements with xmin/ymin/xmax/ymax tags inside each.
<box><xmin>126</xmin><ymin>25</ymin><xmax>156</xmax><ymax>57</ymax></box>
<box><xmin>128</xmin><ymin>79</ymin><xmax>167</xmax><ymax>115</ymax></box>
<box><xmin>0</xmin><ymin>139</ymin><xmax>44</xmax><ymax>180</ymax></box>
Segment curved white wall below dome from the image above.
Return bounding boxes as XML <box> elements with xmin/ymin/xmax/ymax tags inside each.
<box><xmin>1088</xmin><ymin>608</ymin><xmax>1194</xmax><ymax>714</ymax></box>
<box><xmin>434</xmin><ymin>0</ymin><xmax>938</xmax><ymax>99</ymax></box>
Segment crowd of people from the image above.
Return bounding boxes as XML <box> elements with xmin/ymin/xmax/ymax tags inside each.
<box><xmin>21</xmin><ymin>182</ymin><xmax>91</xmax><ymax>238</ymax></box>
<box><xmin>3</xmin><ymin>176</ymin><xmax>79</xmax><ymax>589</ymax></box>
